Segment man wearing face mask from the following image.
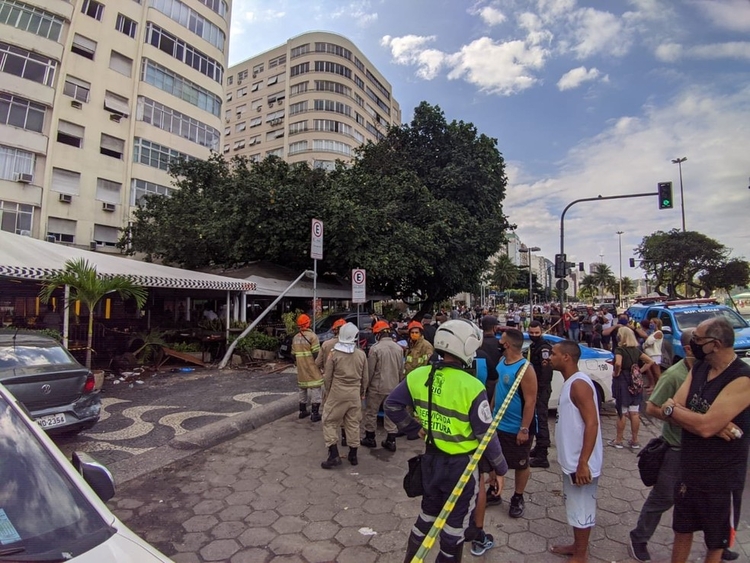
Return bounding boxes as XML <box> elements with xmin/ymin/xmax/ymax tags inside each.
<box><xmin>404</xmin><ymin>320</ymin><xmax>434</xmax><ymax>376</ymax></box>
<box><xmin>527</xmin><ymin>320</ymin><xmax>554</xmax><ymax>468</ymax></box>
<box><xmin>661</xmin><ymin>318</ymin><xmax>750</xmax><ymax>563</ymax></box>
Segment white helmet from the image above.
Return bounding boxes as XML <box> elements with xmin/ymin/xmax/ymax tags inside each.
<box><xmin>337</xmin><ymin>322</ymin><xmax>359</xmax><ymax>344</ymax></box>
<box><xmin>433</xmin><ymin>319</ymin><xmax>482</xmax><ymax>366</ymax></box>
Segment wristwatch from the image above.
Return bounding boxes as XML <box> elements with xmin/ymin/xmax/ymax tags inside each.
<box><xmin>663</xmin><ymin>405</ymin><xmax>674</xmax><ymax>418</ymax></box>
<box><xmin>519</xmin><ymin>427</ymin><xmax>529</xmax><ymax>434</ymax></box>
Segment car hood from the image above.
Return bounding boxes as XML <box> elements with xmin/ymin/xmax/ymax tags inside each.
<box><xmin>541</xmin><ymin>334</ymin><xmax>613</xmax><ymax>360</ymax></box>
<box><xmin>73</xmin><ymin>524</ymin><xmax>173</xmax><ymax>562</ymax></box>
<box><xmin>734</xmin><ymin>326</ymin><xmax>750</xmax><ymax>350</ymax></box>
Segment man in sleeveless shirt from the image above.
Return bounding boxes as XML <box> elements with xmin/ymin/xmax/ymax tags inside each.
<box><xmin>661</xmin><ymin>318</ymin><xmax>750</xmax><ymax>563</ymax></box>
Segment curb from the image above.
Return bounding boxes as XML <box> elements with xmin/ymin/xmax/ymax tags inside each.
<box><xmin>110</xmin><ymin>394</ymin><xmax>297</xmax><ymax>485</ymax></box>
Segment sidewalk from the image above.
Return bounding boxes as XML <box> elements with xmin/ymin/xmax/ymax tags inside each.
<box><xmin>110</xmin><ymin>404</ymin><xmax>750</xmax><ymax>563</ymax></box>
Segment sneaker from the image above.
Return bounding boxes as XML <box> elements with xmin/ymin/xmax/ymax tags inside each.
<box><xmin>486</xmin><ymin>486</ymin><xmax>502</xmax><ymax>506</ymax></box>
<box><xmin>471</xmin><ymin>532</ymin><xmax>494</xmax><ymax>556</ymax></box>
<box><xmin>629</xmin><ymin>441</ymin><xmax>641</xmax><ymax>450</ymax></box>
<box><xmin>607</xmin><ymin>439</ymin><xmax>625</xmax><ymax>449</ymax></box>
<box><xmin>509</xmin><ymin>494</ymin><xmax>525</xmax><ymax>518</ymax></box>
<box><xmin>529</xmin><ymin>456</ymin><xmax>550</xmax><ymax>468</ymax></box>
<box><xmin>722</xmin><ymin>548</ymin><xmax>739</xmax><ymax>561</ymax></box>
<box><xmin>628</xmin><ymin>538</ymin><xmax>651</xmax><ymax>562</ymax></box>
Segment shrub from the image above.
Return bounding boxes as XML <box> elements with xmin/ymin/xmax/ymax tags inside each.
<box><xmin>170</xmin><ymin>341</ymin><xmax>202</xmax><ymax>353</ymax></box>
<box><xmin>230</xmin><ymin>330</ymin><xmax>280</xmax><ymax>354</ymax></box>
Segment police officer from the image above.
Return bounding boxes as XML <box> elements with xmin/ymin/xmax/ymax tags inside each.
<box><xmin>385</xmin><ymin>320</ymin><xmax>508</xmax><ymax>563</ymax></box>
<box><xmin>528</xmin><ymin>320</ymin><xmax>554</xmax><ymax>468</ymax></box>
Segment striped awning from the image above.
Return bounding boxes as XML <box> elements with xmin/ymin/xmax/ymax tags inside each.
<box><xmin>0</xmin><ymin>231</ymin><xmax>256</xmax><ymax>292</ymax></box>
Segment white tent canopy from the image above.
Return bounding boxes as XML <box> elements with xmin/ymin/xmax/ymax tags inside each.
<box><xmin>0</xmin><ymin>231</ymin><xmax>255</xmax><ymax>292</ymax></box>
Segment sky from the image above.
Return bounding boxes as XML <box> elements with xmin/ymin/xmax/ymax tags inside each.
<box><xmin>227</xmin><ymin>0</ymin><xmax>750</xmax><ymax>283</ymax></box>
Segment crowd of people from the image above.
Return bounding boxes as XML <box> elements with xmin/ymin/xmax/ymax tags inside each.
<box><xmin>289</xmin><ymin>306</ymin><xmax>750</xmax><ymax>563</ymax></box>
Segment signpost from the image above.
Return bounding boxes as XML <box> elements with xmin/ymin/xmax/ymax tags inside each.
<box><xmin>352</xmin><ymin>269</ymin><xmax>366</xmax><ymax>328</ymax></box>
<box><xmin>310</xmin><ymin>219</ymin><xmax>323</xmax><ymax>327</ymax></box>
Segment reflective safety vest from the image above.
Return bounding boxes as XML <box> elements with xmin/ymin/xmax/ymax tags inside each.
<box><xmin>406</xmin><ymin>364</ymin><xmax>486</xmax><ymax>455</ymax></box>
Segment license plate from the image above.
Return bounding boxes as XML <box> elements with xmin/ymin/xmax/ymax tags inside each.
<box><xmin>280</xmin><ymin>344</ymin><xmax>288</xmax><ymax>351</ymax></box>
<box><xmin>37</xmin><ymin>413</ymin><xmax>66</xmax><ymax>428</ymax></box>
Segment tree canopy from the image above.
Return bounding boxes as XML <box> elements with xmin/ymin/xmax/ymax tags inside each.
<box><xmin>123</xmin><ymin>102</ymin><xmax>510</xmax><ymax>310</ymax></box>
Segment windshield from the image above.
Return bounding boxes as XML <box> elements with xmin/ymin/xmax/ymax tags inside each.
<box><xmin>314</xmin><ymin>314</ymin><xmax>347</xmax><ymax>332</ymax></box>
<box><xmin>0</xmin><ymin>344</ymin><xmax>77</xmax><ymax>370</ymax></box>
<box><xmin>0</xmin><ymin>397</ymin><xmax>111</xmax><ymax>558</ymax></box>
<box><xmin>674</xmin><ymin>308</ymin><xmax>749</xmax><ymax>330</ymax></box>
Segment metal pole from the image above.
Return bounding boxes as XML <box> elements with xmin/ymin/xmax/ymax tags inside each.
<box><xmin>672</xmin><ymin>157</ymin><xmax>687</xmax><ymax>232</ymax></box>
<box><xmin>617</xmin><ymin>231</ymin><xmax>624</xmax><ymax>308</ymax></box>
<box><xmin>528</xmin><ymin>251</ymin><xmax>533</xmax><ymax>308</ymax></box>
<box><xmin>312</xmin><ymin>259</ymin><xmax>317</xmax><ymax>329</ymax></box>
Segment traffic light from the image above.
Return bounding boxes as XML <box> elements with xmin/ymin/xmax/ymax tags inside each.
<box><xmin>578</xmin><ymin>262</ymin><xmax>585</xmax><ymax>272</ymax></box>
<box><xmin>658</xmin><ymin>181</ymin><xmax>673</xmax><ymax>209</ymax></box>
<box><xmin>629</xmin><ymin>258</ymin><xmax>636</xmax><ymax>268</ymax></box>
<box><xmin>555</xmin><ymin>253</ymin><xmax>566</xmax><ymax>278</ymax></box>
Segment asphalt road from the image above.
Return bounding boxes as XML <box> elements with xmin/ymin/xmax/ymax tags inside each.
<box><xmin>53</xmin><ymin>365</ymin><xmax>298</xmax><ymax>468</ymax></box>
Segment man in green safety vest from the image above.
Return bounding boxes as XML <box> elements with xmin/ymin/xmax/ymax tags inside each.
<box><xmin>385</xmin><ymin>319</ymin><xmax>508</xmax><ymax>563</ymax></box>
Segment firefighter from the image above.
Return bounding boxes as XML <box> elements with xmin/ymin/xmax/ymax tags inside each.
<box><xmin>385</xmin><ymin>319</ymin><xmax>508</xmax><ymax>563</ymax></box>
<box><xmin>321</xmin><ymin>322</ymin><xmax>368</xmax><ymax>469</ymax></box>
<box><xmin>404</xmin><ymin>320</ymin><xmax>434</xmax><ymax>376</ymax></box>
<box><xmin>292</xmin><ymin>314</ymin><xmax>322</xmax><ymax>422</ymax></box>
<box><xmin>316</xmin><ymin>318</ymin><xmax>347</xmax><ymax>445</ymax></box>
<box><xmin>362</xmin><ymin>320</ymin><xmax>404</xmax><ymax>451</ymax></box>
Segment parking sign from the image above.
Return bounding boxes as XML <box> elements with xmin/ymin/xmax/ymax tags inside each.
<box><xmin>352</xmin><ymin>269</ymin><xmax>366</xmax><ymax>303</ymax></box>
<box><xmin>310</xmin><ymin>218</ymin><xmax>323</xmax><ymax>259</ymax></box>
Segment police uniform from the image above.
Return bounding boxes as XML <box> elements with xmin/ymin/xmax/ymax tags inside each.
<box><xmin>385</xmin><ymin>363</ymin><xmax>508</xmax><ymax>563</ymax></box>
<box><xmin>528</xmin><ymin>338</ymin><xmax>554</xmax><ymax>464</ymax></box>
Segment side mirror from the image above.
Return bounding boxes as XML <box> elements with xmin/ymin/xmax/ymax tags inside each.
<box><xmin>72</xmin><ymin>451</ymin><xmax>116</xmax><ymax>502</ymax></box>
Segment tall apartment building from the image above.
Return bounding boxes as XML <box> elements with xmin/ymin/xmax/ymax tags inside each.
<box><xmin>224</xmin><ymin>31</ymin><xmax>401</xmax><ymax>169</ymax></box>
<box><xmin>0</xmin><ymin>0</ymin><xmax>230</xmax><ymax>250</ymax></box>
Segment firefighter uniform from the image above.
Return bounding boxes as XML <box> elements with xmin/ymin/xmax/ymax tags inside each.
<box><xmin>292</xmin><ymin>328</ymin><xmax>322</xmax><ymax>419</ymax></box>
<box><xmin>404</xmin><ymin>337</ymin><xmax>433</xmax><ymax>376</ymax></box>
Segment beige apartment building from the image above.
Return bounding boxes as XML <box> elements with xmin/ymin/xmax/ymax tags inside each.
<box><xmin>224</xmin><ymin>31</ymin><xmax>401</xmax><ymax>169</ymax></box>
<box><xmin>0</xmin><ymin>0</ymin><xmax>230</xmax><ymax>250</ymax></box>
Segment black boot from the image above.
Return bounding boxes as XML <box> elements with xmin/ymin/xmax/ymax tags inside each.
<box><xmin>310</xmin><ymin>403</ymin><xmax>321</xmax><ymax>422</ymax></box>
<box><xmin>362</xmin><ymin>431</ymin><xmax>377</xmax><ymax>448</ymax></box>
<box><xmin>403</xmin><ymin>534</ymin><xmax>422</xmax><ymax>563</ymax></box>
<box><xmin>321</xmin><ymin>445</ymin><xmax>341</xmax><ymax>469</ymax></box>
<box><xmin>298</xmin><ymin>403</ymin><xmax>310</xmax><ymax>419</ymax></box>
<box><xmin>381</xmin><ymin>433</ymin><xmax>397</xmax><ymax>452</ymax></box>
<box><xmin>435</xmin><ymin>542</ymin><xmax>464</xmax><ymax>562</ymax></box>
<box><xmin>348</xmin><ymin>447</ymin><xmax>358</xmax><ymax>466</ymax></box>
<box><xmin>530</xmin><ymin>448</ymin><xmax>550</xmax><ymax>468</ymax></box>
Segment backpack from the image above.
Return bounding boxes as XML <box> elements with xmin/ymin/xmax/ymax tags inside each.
<box><xmin>627</xmin><ymin>348</ymin><xmax>643</xmax><ymax>395</ymax></box>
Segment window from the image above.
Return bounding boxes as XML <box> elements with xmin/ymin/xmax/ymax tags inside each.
<box><xmin>354</xmin><ymin>75</ymin><xmax>364</xmax><ymax>89</ymax></box>
<box><xmin>237</xmin><ymin>70</ymin><xmax>248</xmax><ymax>81</ymax></box>
<box><xmin>145</xmin><ymin>23</ymin><xmax>223</xmax><ymax>83</ymax></box>
<box><xmin>71</xmin><ymin>34</ymin><xmax>96</xmax><ymax>60</ymax></box>
<box><xmin>235</xmin><ymin>103</ymin><xmax>246</xmax><ymax>116</ymax></box>
<box><xmin>315</xmin><ymin>42</ymin><xmax>352</xmax><ymax>60</ymax></box>
<box><xmin>267</xmin><ymin>91</ymin><xmax>284</xmax><ymax>104</ymax></box>
<box><xmin>248</xmin><ymin>153</ymin><xmax>260</xmax><ymax>163</ymax></box>
<box><xmin>0</xmin><ymin>0</ymin><xmax>64</xmax><ymax>41</ymax></box>
<box><xmin>93</xmin><ymin>224</ymin><xmax>119</xmax><ymax>247</ymax></box>
<box><xmin>267</xmin><ymin>73</ymin><xmax>283</xmax><ymax>86</ymax></box>
<box><xmin>0</xmin><ymin>93</ymin><xmax>45</xmax><ymax>133</ymax></box>
<box><xmin>141</xmin><ymin>59</ymin><xmax>222</xmax><ymax>117</ymax></box>
<box><xmin>81</xmin><ymin>0</ymin><xmax>104</xmax><ymax>20</ymax></box>
<box><xmin>235</xmin><ymin>121</ymin><xmax>246</xmax><ymax>132</ymax></box>
<box><xmin>266</xmin><ymin>148</ymin><xmax>283</xmax><ymax>158</ymax></box>
<box><xmin>150</xmin><ymin>0</ymin><xmax>226</xmax><ymax>51</ymax></box>
<box><xmin>0</xmin><ymin>200</ymin><xmax>32</xmax><ymax>235</ymax></box>
<box><xmin>265</xmin><ymin>109</ymin><xmax>284</xmax><ymax>123</ymax></box>
<box><xmin>250</xmin><ymin>81</ymin><xmax>261</xmax><ymax>92</ymax></box>
<box><xmin>313</xmin><ymin>159</ymin><xmax>334</xmax><ymax>171</ymax></box>
<box><xmin>288</xmin><ymin>140</ymin><xmax>307</xmax><ymax>155</ymax></box>
<box><xmin>133</xmin><ymin>138</ymin><xmax>195</xmax><ymax>171</ymax></box>
<box><xmin>314</xmin><ymin>99</ymin><xmax>351</xmax><ymax>117</ymax></box>
<box><xmin>314</xmin><ymin>119</ymin><xmax>352</xmax><ymax>137</ymax></box>
<box><xmin>196</xmin><ymin>0</ymin><xmax>227</xmax><ymax>18</ymax></box>
<box><xmin>237</xmin><ymin>86</ymin><xmax>247</xmax><ymax>98</ymax></box>
<box><xmin>353</xmin><ymin>129</ymin><xmax>364</xmax><ymax>143</ymax></box>
<box><xmin>0</xmin><ymin>42</ymin><xmax>56</xmax><ymax>86</ymax></box>
<box><xmin>366</xmin><ymin>86</ymin><xmax>390</xmax><ymax>115</ymax></box>
<box><xmin>313</xmin><ymin>139</ymin><xmax>351</xmax><ymax>156</ymax></box>
<box><xmin>355</xmin><ymin>112</ymin><xmax>364</xmax><ymax>126</ymax></box>
<box><xmin>115</xmin><ymin>14</ymin><xmax>137</xmax><ymax>38</ymax></box>
<box><xmin>315</xmin><ymin>80</ymin><xmax>352</xmax><ymax>97</ymax></box>
<box><xmin>95</xmin><ymin>178</ymin><xmax>121</xmax><ymax>204</ymax></box>
<box><xmin>56</xmin><ymin>120</ymin><xmax>84</xmax><ymax>148</ymax></box>
<box><xmin>104</xmin><ymin>91</ymin><xmax>130</xmax><ymax>117</ymax></box>
<box><xmin>137</xmin><ymin>96</ymin><xmax>220</xmax><ymax>149</ymax></box>
<box><xmin>63</xmin><ymin>76</ymin><xmax>90</xmax><ymax>103</ymax></box>
<box><xmin>226</xmin><ymin>92</ymin><xmax>232</xmax><ymax>102</ymax></box>
<box><xmin>354</xmin><ymin>56</ymin><xmax>365</xmax><ymax>72</ymax></box>
<box><xmin>131</xmin><ymin>178</ymin><xmax>176</xmax><ymax>206</ymax></box>
<box><xmin>265</xmin><ymin>128</ymin><xmax>283</xmax><ymax>141</ymax></box>
<box><xmin>47</xmin><ymin>217</ymin><xmax>76</xmax><ymax>243</ymax></box>
<box><xmin>290</xmin><ymin>62</ymin><xmax>309</xmax><ymax>77</ymax></box>
<box><xmin>268</xmin><ymin>54</ymin><xmax>285</xmax><ymax>68</ymax></box>
<box><xmin>250</xmin><ymin>98</ymin><xmax>262</xmax><ymax>110</ymax></box>
<box><xmin>233</xmin><ymin>139</ymin><xmax>244</xmax><ymax>150</ymax></box>
<box><xmin>290</xmin><ymin>82</ymin><xmax>308</xmax><ymax>96</ymax></box>
<box><xmin>314</xmin><ymin>61</ymin><xmax>351</xmax><ymax>79</ymax></box>
<box><xmin>222</xmin><ymin>143</ymin><xmax>229</xmax><ymax>153</ymax></box>
<box><xmin>288</xmin><ymin>120</ymin><xmax>307</xmax><ymax>135</ymax></box>
<box><xmin>0</xmin><ymin>145</ymin><xmax>34</xmax><ymax>181</ymax></box>
<box><xmin>50</xmin><ymin>168</ymin><xmax>80</xmax><ymax>195</ymax></box>
<box><xmin>223</xmin><ymin>126</ymin><xmax>229</xmax><ymax>135</ymax></box>
<box><xmin>226</xmin><ymin>75</ymin><xmax>233</xmax><ymax>86</ymax></box>
<box><xmin>249</xmin><ymin>116</ymin><xmax>261</xmax><ymax>127</ymax></box>
<box><xmin>109</xmin><ymin>51</ymin><xmax>132</xmax><ymax>76</ymax></box>
<box><xmin>252</xmin><ymin>63</ymin><xmax>263</xmax><ymax>75</ymax></box>
<box><xmin>289</xmin><ymin>101</ymin><xmax>307</xmax><ymax>116</ymax></box>
<box><xmin>366</xmin><ymin>69</ymin><xmax>391</xmax><ymax>100</ymax></box>
<box><xmin>100</xmin><ymin>134</ymin><xmax>124</xmax><ymax>159</ymax></box>
<box><xmin>291</xmin><ymin>44</ymin><xmax>309</xmax><ymax>59</ymax></box>
<box><xmin>354</xmin><ymin>92</ymin><xmax>364</xmax><ymax>107</ymax></box>
<box><xmin>248</xmin><ymin>134</ymin><xmax>260</xmax><ymax>146</ymax></box>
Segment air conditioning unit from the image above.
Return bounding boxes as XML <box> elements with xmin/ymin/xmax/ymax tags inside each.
<box><xmin>102</xmin><ymin>202</ymin><xmax>116</xmax><ymax>212</ymax></box>
<box><xmin>257</xmin><ymin>106</ymin><xmax>262</xmax><ymax>112</ymax></box>
<box><xmin>268</xmin><ymin>102</ymin><xmax>274</xmax><ymax>107</ymax></box>
<box><xmin>59</xmin><ymin>193</ymin><xmax>72</xmax><ymax>203</ymax></box>
<box><xmin>252</xmin><ymin>72</ymin><xmax>257</xmax><ymax>78</ymax></box>
<box><xmin>89</xmin><ymin>241</ymin><xmax>98</xmax><ymax>251</ymax></box>
<box><xmin>14</xmin><ymin>172</ymin><xmax>33</xmax><ymax>183</ymax></box>
<box><xmin>278</xmin><ymin>99</ymin><xmax>283</xmax><ymax>105</ymax></box>
<box><xmin>46</xmin><ymin>235</ymin><xmax>56</xmax><ymax>243</ymax></box>
<box><xmin>109</xmin><ymin>114</ymin><xmax>121</xmax><ymax>123</ymax></box>
<box><xmin>71</xmin><ymin>100</ymin><xmax>83</xmax><ymax>109</ymax></box>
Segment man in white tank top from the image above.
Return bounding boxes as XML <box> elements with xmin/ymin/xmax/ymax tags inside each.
<box><xmin>549</xmin><ymin>339</ymin><xmax>604</xmax><ymax>563</ymax></box>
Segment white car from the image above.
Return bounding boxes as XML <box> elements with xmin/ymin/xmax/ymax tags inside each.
<box><xmin>0</xmin><ymin>383</ymin><xmax>173</xmax><ymax>562</ymax></box>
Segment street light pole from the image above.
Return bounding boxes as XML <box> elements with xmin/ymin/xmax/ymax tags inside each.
<box><xmin>616</xmin><ymin>231</ymin><xmax>624</xmax><ymax>308</ymax></box>
<box><xmin>671</xmin><ymin>156</ymin><xmax>687</xmax><ymax>232</ymax></box>
<box><xmin>522</xmin><ymin>246</ymin><xmax>541</xmax><ymax>308</ymax></box>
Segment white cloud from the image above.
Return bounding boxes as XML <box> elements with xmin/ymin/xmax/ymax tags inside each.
<box><xmin>655</xmin><ymin>41</ymin><xmax>750</xmax><ymax>62</ymax></box>
<box><xmin>557</xmin><ymin>66</ymin><xmax>605</xmax><ymax>91</ymax></box>
<box><xmin>693</xmin><ymin>0</ymin><xmax>750</xmax><ymax>32</ymax></box>
<box><xmin>478</xmin><ymin>6</ymin><xmax>507</xmax><ymax>26</ymax></box>
<box><xmin>655</xmin><ymin>42</ymin><xmax>683</xmax><ymax>62</ymax></box>
<box><xmin>332</xmin><ymin>1</ymin><xmax>378</xmax><ymax>28</ymax></box>
<box><xmin>570</xmin><ymin>7</ymin><xmax>632</xmax><ymax>58</ymax></box>
<box><xmin>380</xmin><ymin>35</ymin><xmax>446</xmax><ymax>79</ymax></box>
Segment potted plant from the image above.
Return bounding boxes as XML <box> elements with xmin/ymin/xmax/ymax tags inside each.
<box><xmin>230</xmin><ymin>330</ymin><xmax>280</xmax><ymax>361</ymax></box>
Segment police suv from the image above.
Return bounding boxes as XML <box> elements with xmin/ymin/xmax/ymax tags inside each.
<box><xmin>625</xmin><ymin>298</ymin><xmax>750</xmax><ymax>362</ymax></box>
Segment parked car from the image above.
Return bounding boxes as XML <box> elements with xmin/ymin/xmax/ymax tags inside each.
<box><xmin>278</xmin><ymin>312</ymin><xmax>375</xmax><ymax>360</ymax></box>
<box><xmin>0</xmin><ymin>383</ymin><xmax>173</xmax><ymax>562</ymax></box>
<box><xmin>625</xmin><ymin>298</ymin><xmax>750</xmax><ymax>362</ymax></box>
<box><xmin>0</xmin><ymin>331</ymin><xmax>101</xmax><ymax>434</ymax></box>
<box><xmin>495</xmin><ymin>328</ymin><xmax>614</xmax><ymax>409</ymax></box>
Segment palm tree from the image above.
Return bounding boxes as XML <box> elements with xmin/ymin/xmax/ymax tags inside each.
<box><xmin>591</xmin><ymin>263</ymin><xmax>616</xmax><ymax>301</ymax></box>
<box><xmin>490</xmin><ymin>254</ymin><xmax>520</xmax><ymax>296</ymax></box>
<box><xmin>579</xmin><ymin>274</ymin><xmax>599</xmax><ymax>304</ymax></box>
<box><xmin>39</xmin><ymin>258</ymin><xmax>148</xmax><ymax>369</ymax></box>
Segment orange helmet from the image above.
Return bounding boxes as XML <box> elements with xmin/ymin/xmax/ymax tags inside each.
<box><xmin>372</xmin><ymin>320</ymin><xmax>390</xmax><ymax>334</ymax></box>
<box><xmin>407</xmin><ymin>321</ymin><xmax>423</xmax><ymax>332</ymax></box>
<box><xmin>332</xmin><ymin>318</ymin><xmax>346</xmax><ymax>331</ymax></box>
<box><xmin>296</xmin><ymin>314</ymin><xmax>311</xmax><ymax>329</ymax></box>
